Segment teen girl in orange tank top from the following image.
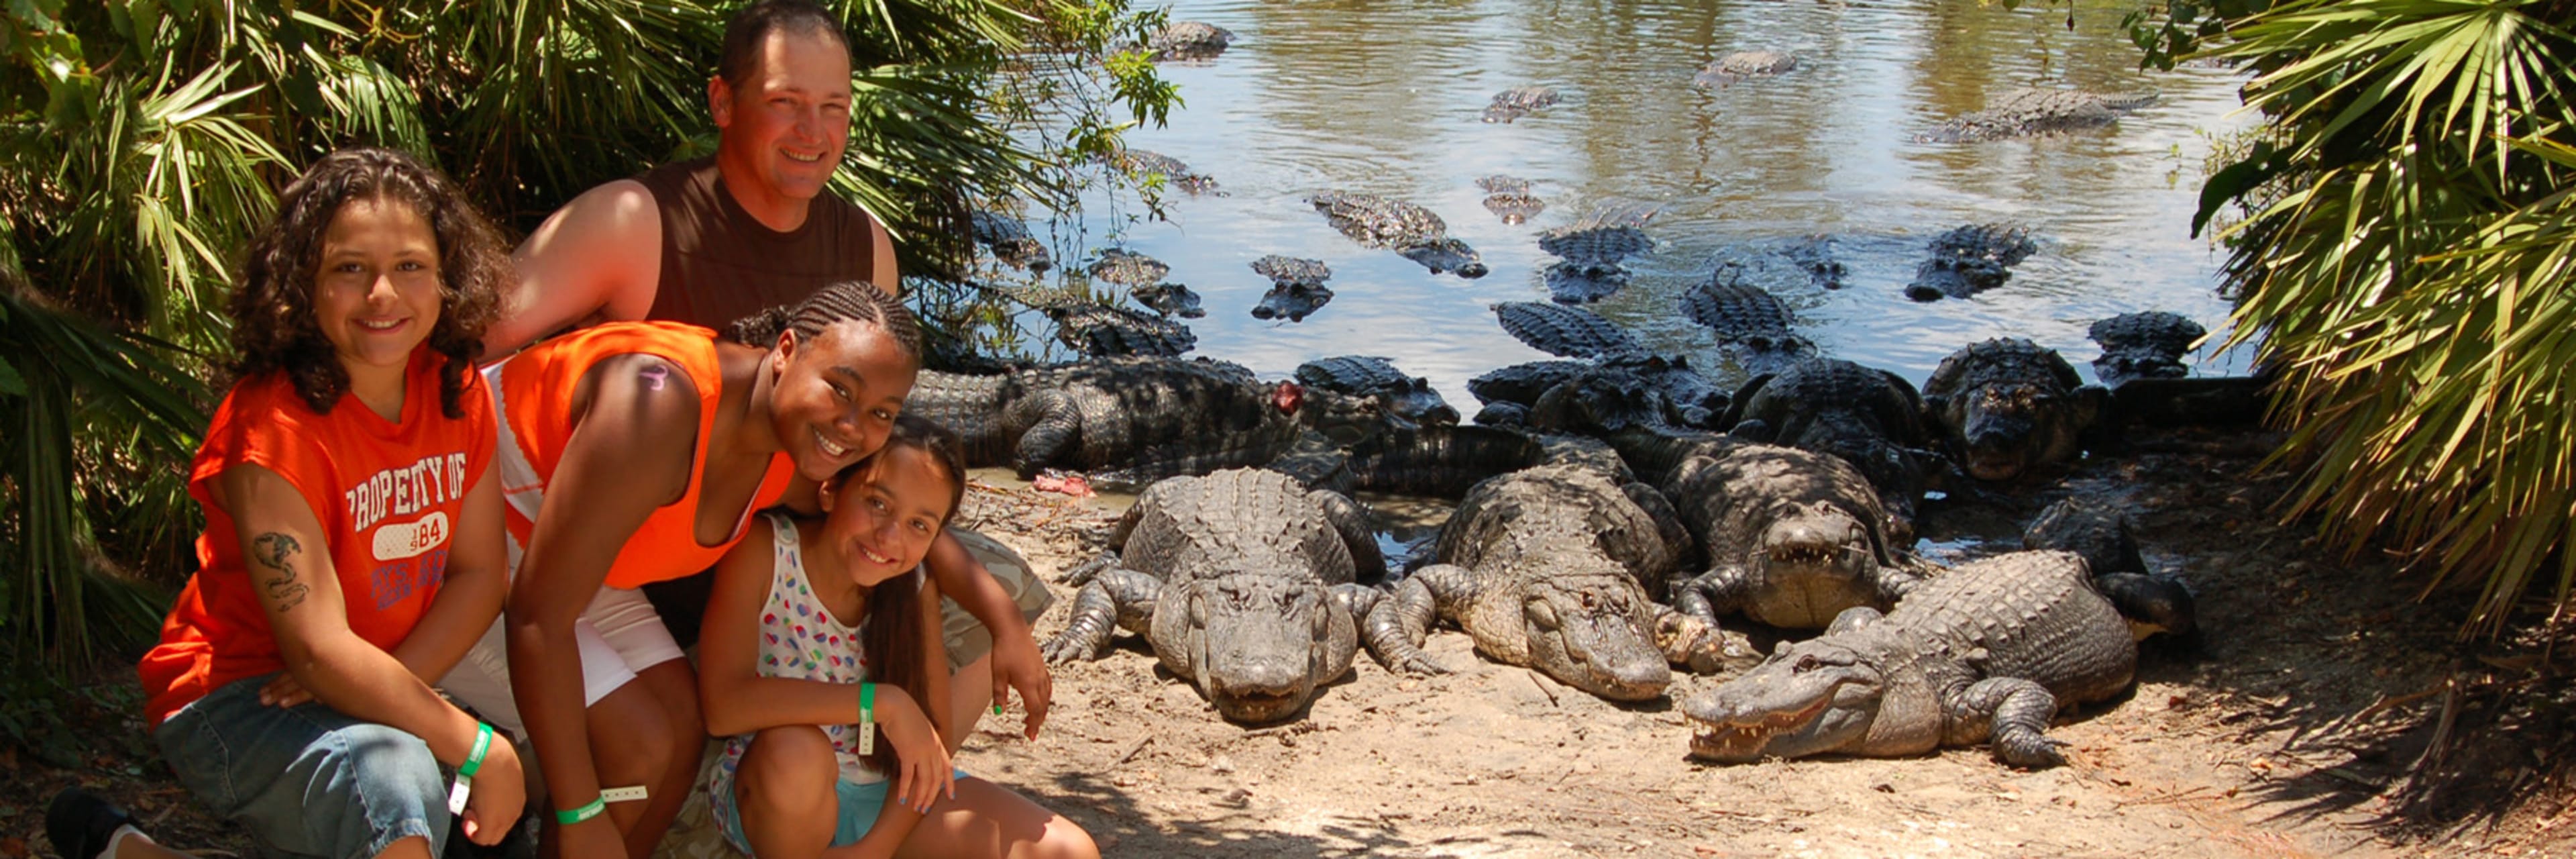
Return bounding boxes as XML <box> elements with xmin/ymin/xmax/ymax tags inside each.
<box><xmin>445</xmin><ymin>282</ymin><xmax>922</xmax><ymax>859</ymax></box>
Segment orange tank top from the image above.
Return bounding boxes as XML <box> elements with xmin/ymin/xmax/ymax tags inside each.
<box><xmin>484</xmin><ymin>321</ymin><xmax>794</xmax><ymax>589</ymax></box>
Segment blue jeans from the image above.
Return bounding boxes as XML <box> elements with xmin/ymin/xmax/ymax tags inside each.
<box><xmin>155</xmin><ymin>674</ymin><xmax>449</xmax><ymax>859</ymax></box>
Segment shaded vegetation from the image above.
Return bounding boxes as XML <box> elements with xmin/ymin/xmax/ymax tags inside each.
<box><xmin>0</xmin><ymin>0</ymin><xmax>1174</xmax><ymax>668</ymax></box>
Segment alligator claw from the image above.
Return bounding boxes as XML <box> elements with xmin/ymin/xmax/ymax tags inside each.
<box><xmin>1394</xmin><ymin>654</ymin><xmax>1451</xmax><ymax>676</ymax></box>
<box><xmin>1038</xmin><ymin>631</ymin><xmax>1104</xmax><ymax>664</ymax></box>
<box><xmin>1993</xmin><ymin>731</ymin><xmax>2070</xmax><ymax>769</ymax></box>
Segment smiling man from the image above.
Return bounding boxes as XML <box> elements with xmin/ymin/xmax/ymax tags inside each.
<box><xmin>484</xmin><ymin>0</ymin><xmax>897</xmax><ymax>357</ymax></box>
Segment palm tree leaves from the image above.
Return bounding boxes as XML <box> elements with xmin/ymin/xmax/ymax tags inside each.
<box><xmin>2188</xmin><ymin>0</ymin><xmax>2576</xmax><ymax>634</ymax></box>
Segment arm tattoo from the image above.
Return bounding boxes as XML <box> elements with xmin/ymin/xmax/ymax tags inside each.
<box><xmin>639</xmin><ymin>363</ymin><xmax>670</xmax><ymax>391</ymax></box>
<box><xmin>252</xmin><ymin>532</ymin><xmax>310</xmax><ymax>612</ymax></box>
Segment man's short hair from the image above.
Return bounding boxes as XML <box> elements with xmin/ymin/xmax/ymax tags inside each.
<box><xmin>719</xmin><ymin>0</ymin><xmax>853</xmax><ymax>87</ymax></box>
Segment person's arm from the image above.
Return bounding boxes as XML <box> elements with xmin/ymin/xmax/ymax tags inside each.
<box><xmin>698</xmin><ymin>523</ymin><xmax>901</xmax><ymax>734</ymax></box>
<box><xmin>865</xmin><ymin>214</ymin><xmax>899</xmax><ymax>296</ymax></box>
<box><xmin>217</xmin><ymin>463</ymin><xmax>527</xmax><ymax>844</ymax></box>
<box><xmin>484</xmin><ymin>180</ymin><xmax>662</xmax><ymax>357</ymax></box>
<box><xmin>264</xmin><ymin>457</ymin><xmax>506</xmax><ymax>706</ymax></box>
<box><xmin>922</xmin><ymin>532</ymin><xmax>1052</xmax><ymax>738</ymax></box>
<box><xmin>502</xmin><ymin>354</ymin><xmax>700</xmax><ymax>858</ymax></box>
<box><xmin>827</xmin><ymin>574</ymin><xmax>954</xmax><ymax>859</ymax></box>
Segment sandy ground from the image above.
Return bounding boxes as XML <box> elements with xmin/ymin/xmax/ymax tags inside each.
<box><xmin>945</xmin><ymin>426</ymin><xmax>2571</xmax><ymax>859</ymax></box>
<box><xmin>11</xmin><ymin>424</ymin><xmax>2573</xmax><ymax>859</ymax></box>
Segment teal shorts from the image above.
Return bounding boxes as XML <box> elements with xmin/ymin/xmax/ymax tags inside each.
<box><xmin>715</xmin><ymin>770</ymin><xmax>970</xmax><ymax>852</ymax></box>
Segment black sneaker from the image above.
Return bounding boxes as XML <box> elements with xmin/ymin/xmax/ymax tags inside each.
<box><xmin>45</xmin><ymin>787</ymin><xmax>136</xmax><ymax>859</ymax></box>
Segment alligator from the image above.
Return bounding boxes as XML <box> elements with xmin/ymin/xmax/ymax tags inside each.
<box><xmin>1295</xmin><ymin>356</ymin><xmax>1460</xmax><ymax>429</ymax></box>
<box><xmin>1131</xmin><ymin>282</ymin><xmax>1205</xmax><ymax>319</ymax></box>
<box><xmin>1694</xmin><ymin>50</ymin><xmax>1798</xmax><ymax>88</ymax></box>
<box><xmin>1113</xmin><ymin>149</ymin><xmax>1218</xmax><ymax>195</ymax></box>
<box><xmin>1249</xmin><ymin>254</ymin><xmax>1334</xmax><ymax>322</ymax></box>
<box><xmin>1308</xmin><ymin>191</ymin><xmax>1489</xmax><ymax>278</ymax></box>
<box><xmin>1040</xmin><ymin>468</ymin><xmax>1385</xmax><ymax>723</ymax></box>
<box><xmin>969</xmin><ymin>210</ymin><xmax>1051</xmax><ymax>272</ymax></box>
<box><xmin>1341</xmin><ymin>423</ymin><xmax>1625</xmax><ymax>497</ymax></box>
<box><xmin>2088</xmin><ymin>311</ymin><xmax>2205</xmax><ymax>387</ymax></box>
<box><xmin>902</xmin><ymin>356</ymin><xmax>1391</xmax><ymax>484</ymax></box>
<box><xmin>1904</xmin><ymin>223</ymin><xmax>2037</xmax><ymax>301</ymax></box>
<box><xmin>1539</xmin><ymin>223</ymin><xmax>1655</xmax><ymax>304</ymax></box>
<box><xmin>1483</xmin><ymin>303</ymin><xmax>1729</xmax><ymax>428</ymax></box>
<box><xmin>1780</xmin><ymin>235</ymin><xmax>1847</xmax><ymax>291</ymax></box>
<box><xmin>1477</xmin><ymin>174</ymin><xmax>1544</xmax><ymax>224</ymax></box>
<box><xmin>1644</xmin><ymin>433</ymin><xmax>1920</xmax><ymax>630</ymax></box>
<box><xmin>1087</xmin><ymin>248</ymin><xmax>1169</xmax><ymax>287</ymax></box>
<box><xmin>2021</xmin><ymin>497</ymin><xmax>2198</xmax><ymax>640</ymax></box>
<box><xmin>1921</xmin><ymin>338</ymin><xmax>2108</xmax><ymax>482</ymax></box>
<box><xmin>1684</xmin><ymin>550</ymin><xmax>2138</xmax><ymax>768</ymax></box>
<box><xmin>1917</xmin><ymin>87</ymin><xmax>2160</xmax><ymax>144</ymax></box>
<box><xmin>1146</xmin><ymin>21</ymin><xmax>1236</xmax><ymax>62</ymax></box>
<box><xmin>1680</xmin><ymin>274</ymin><xmax>1809</xmax><ymax>352</ymax></box>
<box><xmin>1481</xmin><ymin>86</ymin><xmax>1561</xmax><ymax>123</ymax></box>
<box><xmin>1042</xmin><ymin>303</ymin><xmax>1196</xmax><ymax>358</ymax></box>
<box><xmin>1724</xmin><ymin>358</ymin><xmax>1940</xmax><ymax>544</ymax></box>
<box><xmin>1364</xmin><ymin>462</ymin><xmax>1737</xmax><ymax>700</ymax></box>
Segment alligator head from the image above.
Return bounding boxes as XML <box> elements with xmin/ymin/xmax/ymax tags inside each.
<box><xmin>1515</xmin><ymin>572</ymin><xmax>1672</xmax><ymax>701</ymax></box>
<box><xmin>1378</xmin><ymin>376</ymin><xmax>1460</xmax><ymax>428</ymax></box>
<box><xmin>1685</xmin><ymin>636</ymin><xmax>1884</xmax><ymax>762</ymax></box>
<box><xmin>1153</xmin><ymin>571</ymin><xmax>1353</xmax><ymax>723</ymax></box>
<box><xmin>1937</xmin><ymin>383</ymin><xmax>2098</xmax><ymax>481</ymax></box>
<box><xmin>1744</xmin><ymin>498</ymin><xmax>1883</xmax><ymax>629</ymax></box>
<box><xmin>1283</xmin><ymin>382</ymin><xmax>1404</xmax><ymax>446</ymax></box>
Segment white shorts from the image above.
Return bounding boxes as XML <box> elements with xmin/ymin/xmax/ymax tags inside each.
<box><xmin>439</xmin><ymin>583</ymin><xmax>685</xmax><ymax>735</ymax></box>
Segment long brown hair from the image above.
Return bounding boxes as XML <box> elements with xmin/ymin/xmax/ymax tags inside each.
<box><xmin>229</xmin><ymin>147</ymin><xmax>506</xmax><ymax>417</ymax></box>
<box><xmin>845</xmin><ymin>413</ymin><xmax>968</xmax><ymax>773</ymax></box>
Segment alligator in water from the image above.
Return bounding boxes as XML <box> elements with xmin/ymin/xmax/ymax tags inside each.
<box><xmin>1694</xmin><ymin>50</ymin><xmax>1798</xmax><ymax>88</ymax></box>
<box><xmin>1112</xmin><ymin>149</ymin><xmax>1218</xmax><ymax>195</ymax></box>
<box><xmin>1904</xmin><ymin>223</ymin><xmax>2037</xmax><ymax>301</ymax></box>
<box><xmin>1917</xmin><ymin>87</ymin><xmax>2159</xmax><ymax>144</ymax></box>
<box><xmin>1539</xmin><ymin>223</ymin><xmax>1654</xmax><ymax>304</ymax></box>
<box><xmin>1043</xmin><ymin>303</ymin><xmax>1196</xmax><ymax>358</ymax></box>
<box><xmin>2089</xmin><ymin>311</ymin><xmax>2204</xmax><ymax>387</ymax></box>
<box><xmin>1083</xmin><ymin>248</ymin><xmax>1204</xmax><ymax>319</ymax></box>
<box><xmin>1680</xmin><ymin>272</ymin><xmax>1811</xmax><ymax>354</ymax></box>
<box><xmin>1131</xmin><ymin>282</ymin><xmax>1205</xmax><ymax>319</ymax></box>
<box><xmin>969</xmin><ymin>210</ymin><xmax>1051</xmax><ymax>272</ymax></box>
<box><xmin>1481</xmin><ymin>86</ymin><xmax>1561</xmax><ymax>123</ymax></box>
<box><xmin>1295</xmin><ymin>356</ymin><xmax>1460</xmax><ymax>429</ymax></box>
<box><xmin>1364</xmin><ymin>462</ymin><xmax>1735</xmax><ymax>700</ymax></box>
<box><xmin>902</xmin><ymin>356</ymin><xmax>1389</xmax><ymax>487</ymax></box>
<box><xmin>1308</xmin><ymin>191</ymin><xmax>1490</xmax><ymax>278</ymax></box>
<box><xmin>1684</xmin><ymin>550</ymin><xmax>2139</xmax><ymax>768</ymax></box>
<box><xmin>1250</xmin><ymin>254</ymin><xmax>1334</xmax><ymax>321</ymax></box>
<box><xmin>1477</xmin><ymin>174</ymin><xmax>1544</xmax><ymax>224</ymax></box>
<box><xmin>1040</xmin><ymin>468</ymin><xmax>1384</xmax><ymax>723</ymax></box>
<box><xmin>1921</xmin><ymin>338</ymin><xmax>2108</xmax><ymax>482</ymax></box>
<box><xmin>2022</xmin><ymin>497</ymin><xmax>2198</xmax><ymax>640</ymax></box>
<box><xmin>1486</xmin><ymin>303</ymin><xmax>1729</xmax><ymax>427</ymax></box>
<box><xmin>1493</xmin><ymin>301</ymin><xmax>1642</xmax><ymax>360</ymax></box>
<box><xmin>1146</xmin><ymin>21</ymin><xmax>1236</xmax><ymax>62</ymax></box>
<box><xmin>1724</xmin><ymin>358</ymin><xmax>1941</xmax><ymax>544</ymax></box>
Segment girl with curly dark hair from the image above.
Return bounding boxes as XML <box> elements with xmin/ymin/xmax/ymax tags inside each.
<box><xmin>64</xmin><ymin>148</ymin><xmax>528</xmax><ymax>859</ymax></box>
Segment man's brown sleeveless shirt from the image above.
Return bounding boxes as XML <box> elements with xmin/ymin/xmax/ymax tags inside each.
<box><xmin>636</xmin><ymin>156</ymin><xmax>885</xmax><ymax>331</ymax></box>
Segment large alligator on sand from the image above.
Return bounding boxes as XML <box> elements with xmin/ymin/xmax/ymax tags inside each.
<box><xmin>1364</xmin><ymin>462</ymin><xmax>1735</xmax><ymax>700</ymax></box>
<box><xmin>1922</xmin><ymin>338</ymin><xmax>2108</xmax><ymax>482</ymax></box>
<box><xmin>1684</xmin><ymin>550</ymin><xmax>2138</xmax><ymax>768</ymax></box>
<box><xmin>903</xmin><ymin>356</ymin><xmax>1388</xmax><ymax>486</ymax></box>
<box><xmin>1725</xmin><ymin>358</ymin><xmax>1941</xmax><ymax>544</ymax></box>
<box><xmin>1482</xmin><ymin>86</ymin><xmax>1561</xmax><ymax>123</ymax></box>
<box><xmin>1040</xmin><ymin>468</ymin><xmax>1384</xmax><ymax>723</ymax></box>
<box><xmin>1641</xmin><ymin>433</ymin><xmax>1922</xmax><ymax>630</ymax></box>
<box><xmin>1904</xmin><ymin>223</ymin><xmax>2037</xmax><ymax>301</ymax></box>
<box><xmin>1917</xmin><ymin>87</ymin><xmax>2159</xmax><ymax>144</ymax></box>
<box><xmin>2089</xmin><ymin>311</ymin><xmax>2204</xmax><ymax>387</ymax></box>
<box><xmin>1309</xmin><ymin>191</ymin><xmax>1489</xmax><ymax>278</ymax></box>
<box><xmin>1295</xmin><ymin>356</ymin><xmax>1460</xmax><ymax>429</ymax></box>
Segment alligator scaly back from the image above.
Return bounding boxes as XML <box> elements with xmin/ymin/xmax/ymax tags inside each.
<box><xmin>1917</xmin><ymin>87</ymin><xmax>2159</xmax><ymax>144</ymax></box>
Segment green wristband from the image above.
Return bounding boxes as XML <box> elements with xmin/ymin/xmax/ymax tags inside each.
<box><xmin>458</xmin><ymin>722</ymin><xmax>493</xmax><ymax>779</ymax></box>
<box><xmin>859</xmin><ymin>682</ymin><xmax>875</xmax><ymax>721</ymax></box>
<box><xmin>556</xmin><ymin>796</ymin><xmax>606</xmax><ymax>825</ymax></box>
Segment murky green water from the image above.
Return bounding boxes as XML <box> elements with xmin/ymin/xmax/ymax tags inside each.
<box><xmin>999</xmin><ymin>0</ymin><xmax>2253</xmax><ymax>409</ymax></box>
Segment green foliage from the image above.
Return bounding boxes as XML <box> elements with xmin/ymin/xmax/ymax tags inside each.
<box><xmin>2155</xmin><ymin>0</ymin><xmax>2576</xmax><ymax>634</ymax></box>
<box><xmin>0</xmin><ymin>0</ymin><xmax>1176</xmax><ymax>667</ymax></box>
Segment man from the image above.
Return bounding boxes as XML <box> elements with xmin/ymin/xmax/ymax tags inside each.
<box><xmin>483</xmin><ymin>1</ymin><xmax>1055</xmax><ymax>853</ymax></box>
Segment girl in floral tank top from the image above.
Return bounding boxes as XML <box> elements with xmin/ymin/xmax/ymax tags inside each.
<box><xmin>696</xmin><ymin>415</ymin><xmax>1098</xmax><ymax>858</ymax></box>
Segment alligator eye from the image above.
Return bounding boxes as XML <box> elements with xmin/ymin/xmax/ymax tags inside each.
<box><xmin>1189</xmin><ymin>593</ymin><xmax>1208</xmax><ymax>625</ymax></box>
<box><xmin>1793</xmin><ymin>654</ymin><xmax>1819</xmax><ymax>673</ymax></box>
<box><xmin>1526</xmin><ymin>599</ymin><xmax>1561</xmax><ymax>631</ymax></box>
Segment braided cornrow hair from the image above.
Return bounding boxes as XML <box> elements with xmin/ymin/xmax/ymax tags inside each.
<box><xmin>722</xmin><ymin>281</ymin><xmax>922</xmax><ymax>368</ymax></box>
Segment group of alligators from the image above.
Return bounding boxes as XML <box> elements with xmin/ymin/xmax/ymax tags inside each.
<box><xmin>934</xmin><ymin>20</ymin><xmax>2220</xmax><ymax>770</ymax></box>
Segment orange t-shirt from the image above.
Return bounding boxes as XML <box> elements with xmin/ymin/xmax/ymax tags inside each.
<box><xmin>140</xmin><ymin>348</ymin><xmax>496</xmax><ymax>728</ymax></box>
<box><xmin>485</xmin><ymin>321</ymin><xmax>794</xmax><ymax>591</ymax></box>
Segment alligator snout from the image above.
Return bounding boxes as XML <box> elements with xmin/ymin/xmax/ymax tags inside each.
<box><xmin>1203</xmin><ymin>656</ymin><xmax>1317</xmax><ymax>723</ymax></box>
